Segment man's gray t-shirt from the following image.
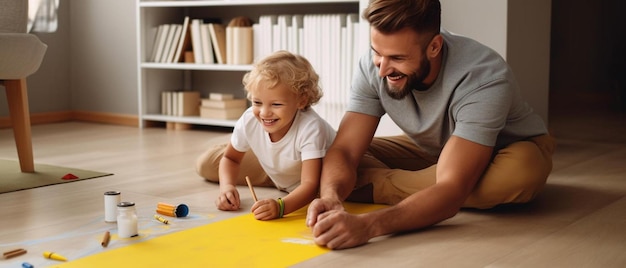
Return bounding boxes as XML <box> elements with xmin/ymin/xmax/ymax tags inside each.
<box><xmin>349</xmin><ymin>29</ymin><xmax>547</xmax><ymax>157</ymax></box>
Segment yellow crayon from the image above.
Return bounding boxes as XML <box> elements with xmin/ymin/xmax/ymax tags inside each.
<box><xmin>154</xmin><ymin>214</ymin><xmax>169</xmax><ymax>224</ymax></box>
<box><xmin>43</xmin><ymin>251</ymin><xmax>67</xmax><ymax>261</ymax></box>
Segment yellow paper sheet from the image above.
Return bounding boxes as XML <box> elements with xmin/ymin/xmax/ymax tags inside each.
<box><xmin>52</xmin><ymin>203</ymin><xmax>385</xmax><ymax>268</ymax></box>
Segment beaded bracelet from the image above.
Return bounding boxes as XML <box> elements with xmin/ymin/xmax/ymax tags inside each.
<box><xmin>277</xmin><ymin>198</ymin><xmax>285</xmax><ymax>218</ymax></box>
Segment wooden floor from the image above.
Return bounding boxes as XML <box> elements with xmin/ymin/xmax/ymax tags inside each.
<box><xmin>1</xmin><ymin>113</ymin><xmax>625</xmax><ymax>267</ymax></box>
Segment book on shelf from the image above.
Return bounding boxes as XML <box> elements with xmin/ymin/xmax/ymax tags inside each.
<box><xmin>200</xmin><ymin>106</ymin><xmax>246</xmax><ymax>120</ymax></box>
<box><xmin>178</xmin><ymin>91</ymin><xmax>201</xmax><ymax>116</ymax></box>
<box><xmin>149</xmin><ymin>24</ymin><xmax>163</xmax><ymax>62</ymax></box>
<box><xmin>275</xmin><ymin>14</ymin><xmax>291</xmax><ymax>51</ymax></box>
<box><xmin>159</xmin><ymin>24</ymin><xmax>177</xmax><ymax>63</ymax></box>
<box><xmin>190</xmin><ymin>19</ymin><xmax>204</xmax><ymax>64</ymax></box>
<box><xmin>208</xmin><ymin>93</ymin><xmax>234</xmax><ymax>100</ymax></box>
<box><xmin>151</xmin><ymin>24</ymin><xmax>170</xmax><ymax>62</ymax></box>
<box><xmin>289</xmin><ymin>15</ymin><xmax>303</xmax><ymax>54</ymax></box>
<box><xmin>165</xmin><ymin>24</ymin><xmax>183</xmax><ymax>63</ymax></box>
<box><xmin>187</xmin><ymin>18</ymin><xmax>223</xmax><ymax>64</ymax></box>
<box><xmin>200</xmin><ymin>93</ymin><xmax>247</xmax><ymax>120</ymax></box>
<box><xmin>201</xmin><ymin>98</ymin><xmax>247</xmax><ymax>109</ymax></box>
<box><xmin>208</xmin><ymin>23</ymin><xmax>227</xmax><ymax>64</ymax></box>
<box><xmin>252</xmin><ymin>23</ymin><xmax>262</xmax><ymax>63</ymax></box>
<box><xmin>172</xmin><ymin>16</ymin><xmax>191</xmax><ymax>63</ymax></box>
<box><xmin>200</xmin><ymin>23</ymin><xmax>215</xmax><ymax>64</ymax></box>
<box><xmin>227</xmin><ymin>16</ymin><xmax>253</xmax><ymax>65</ymax></box>
<box><xmin>228</xmin><ymin>27</ymin><xmax>253</xmax><ymax>64</ymax></box>
<box><xmin>292</xmin><ymin>15</ymin><xmax>304</xmax><ymax>56</ymax></box>
<box><xmin>257</xmin><ymin>15</ymin><xmax>278</xmax><ymax>62</ymax></box>
<box><xmin>161</xmin><ymin>91</ymin><xmax>169</xmax><ymax>115</ymax></box>
<box><xmin>161</xmin><ymin>90</ymin><xmax>201</xmax><ymax>116</ymax></box>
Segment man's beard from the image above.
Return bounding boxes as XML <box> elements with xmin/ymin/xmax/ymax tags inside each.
<box><xmin>385</xmin><ymin>56</ymin><xmax>431</xmax><ymax>100</ymax></box>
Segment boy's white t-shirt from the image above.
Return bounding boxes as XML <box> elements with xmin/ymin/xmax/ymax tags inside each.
<box><xmin>230</xmin><ymin>107</ymin><xmax>336</xmax><ymax>192</ymax></box>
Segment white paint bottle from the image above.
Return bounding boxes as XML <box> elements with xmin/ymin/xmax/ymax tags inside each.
<box><xmin>117</xmin><ymin>201</ymin><xmax>138</xmax><ymax>238</ymax></box>
<box><xmin>104</xmin><ymin>191</ymin><xmax>121</xmax><ymax>222</ymax></box>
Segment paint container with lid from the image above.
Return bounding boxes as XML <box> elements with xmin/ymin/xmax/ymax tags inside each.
<box><xmin>117</xmin><ymin>201</ymin><xmax>138</xmax><ymax>238</ymax></box>
<box><xmin>104</xmin><ymin>191</ymin><xmax>121</xmax><ymax>222</ymax></box>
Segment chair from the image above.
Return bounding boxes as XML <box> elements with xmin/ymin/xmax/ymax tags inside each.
<box><xmin>0</xmin><ymin>0</ymin><xmax>48</xmax><ymax>172</ymax></box>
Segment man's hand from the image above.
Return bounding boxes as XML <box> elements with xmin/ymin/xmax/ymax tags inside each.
<box><xmin>307</xmin><ymin>112</ymin><xmax>380</xmax><ymax>249</ymax></box>
<box><xmin>307</xmin><ymin>197</ymin><xmax>373</xmax><ymax>249</ymax></box>
<box><xmin>306</xmin><ymin>197</ymin><xmax>344</xmax><ymax>227</ymax></box>
<box><xmin>310</xmin><ymin>209</ymin><xmax>372</xmax><ymax>249</ymax></box>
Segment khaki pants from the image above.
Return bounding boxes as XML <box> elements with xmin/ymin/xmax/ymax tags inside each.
<box><xmin>196</xmin><ymin>134</ymin><xmax>556</xmax><ymax>209</ymax></box>
<box><xmin>357</xmin><ymin>134</ymin><xmax>556</xmax><ymax>208</ymax></box>
<box><xmin>196</xmin><ymin>143</ymin><xmax>275</xmax><ymax>187</ymax></box>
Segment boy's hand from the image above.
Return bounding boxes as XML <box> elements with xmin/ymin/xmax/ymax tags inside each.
<box><xmin>251</xmin><ymin>199</ymin><xmax>279</xmax><ymax>220</ymax></box>
<box><xmin>216</xmin><ymin>185</ymin><xmax>240</xmax><ymax>211</ymax></box>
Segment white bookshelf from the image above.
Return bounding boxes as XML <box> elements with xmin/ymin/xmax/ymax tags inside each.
<box><xmin>136</xmin><ymin>0</ymin><xmax>369</xmax><ymax>128</ymax></box>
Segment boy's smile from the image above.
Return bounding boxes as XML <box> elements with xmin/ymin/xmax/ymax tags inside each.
<box><xmin>250</xmin><ymin>82</ymin><xmax>304</xmax><ymax>142</ymax></box>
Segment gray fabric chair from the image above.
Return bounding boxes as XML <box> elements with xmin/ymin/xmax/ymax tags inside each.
<box><xmin>1</xmin><ymin>0</ymin><xmax>48</xmax><ymax>172</ymax></box>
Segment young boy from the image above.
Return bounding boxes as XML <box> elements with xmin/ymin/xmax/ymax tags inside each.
<box><xmin>196</xmin><ymin>51</ymin><xmax>336</xmax><ymax>220</ymax></box>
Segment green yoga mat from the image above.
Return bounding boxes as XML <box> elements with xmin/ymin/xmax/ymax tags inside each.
<box><xmin>0</xmin><ymin>159</ymin><xmax>113</xmax><ymax>193</ymax></box>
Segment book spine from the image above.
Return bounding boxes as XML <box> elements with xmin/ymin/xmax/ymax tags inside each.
<box><xmin>190</xmin><ymin>19</ymin><xmax>204</xmax><ymax>64</ymax></box>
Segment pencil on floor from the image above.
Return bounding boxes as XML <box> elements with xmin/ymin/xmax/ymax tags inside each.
<box><xmin>3</xmin><ymin>248</ymin><xmax>27</xmax><ymax>259</ymax></box>
<box><xmin>245</xmin><ymin>176</ymin><xmax>258</xmax><ymax>202</ymax></box>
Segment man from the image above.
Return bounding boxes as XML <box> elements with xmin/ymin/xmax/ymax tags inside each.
<box><xmin>306</xmin><ymin>0</ymin><xmax>556</xmax><ymax>249</ymax></box>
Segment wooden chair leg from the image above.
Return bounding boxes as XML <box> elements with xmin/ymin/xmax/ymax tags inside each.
<box><xmin>5</xmin><ymin>79</ymin><xmax>35</xmax><ymax>173</ymax></box>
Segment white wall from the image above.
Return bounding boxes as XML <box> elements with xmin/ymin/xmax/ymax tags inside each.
<box><xmin>441</xmin><ymin>0</ymin><xmax>509</xmax><ymax>58</ymax></box>
<box><xmin>69</xmin><ymin>0</ymin><xmax>137</xmax><ymax>114</ymax></box>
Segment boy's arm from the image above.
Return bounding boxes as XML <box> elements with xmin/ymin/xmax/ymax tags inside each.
<box><xmin>216</xmin><ymin>143</ymin><xmax>245</xmax><ymax>210</ymax></box>
<box><xmin>218</xmin><ymin>143</ymin><xmax>245</xmax><ymax>185</ymax></box>
<box><xmin>280</xmin><ymin>158</ymin><xmax>322</xmax><ymax>215</ymax></box>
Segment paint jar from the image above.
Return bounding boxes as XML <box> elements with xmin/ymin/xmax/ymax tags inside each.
<box><xmin>117</xmin><ymin>201</ymin><xmax>138</xmax><ymax>238</ymax></box>
<box><xmin>104</xmin><ymin>191</ymin><xmax>121</xmax><ymax>222</ymax></box>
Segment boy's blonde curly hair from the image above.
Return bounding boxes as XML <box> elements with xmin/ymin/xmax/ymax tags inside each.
<box><xmin>242</xmin><ymin>50</ymin><xmax>322</xmax><ymax>111</ymax></box>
